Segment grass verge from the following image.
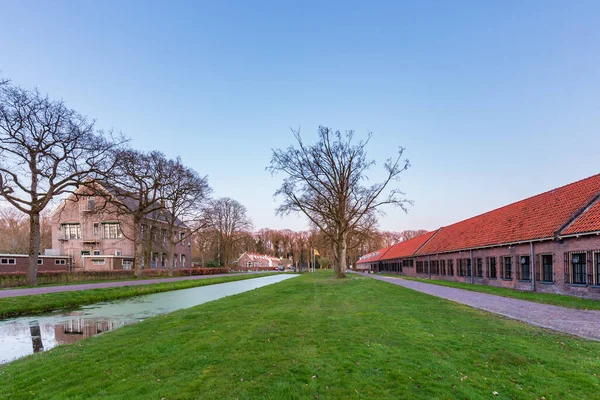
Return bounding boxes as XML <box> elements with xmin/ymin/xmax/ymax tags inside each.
<box><xmin>1</xmin><ymin>271</ymin><xmax>599</xmax><ymax>399</ymax></box>
<box><xmin>0</xmin><ymin>272</ymin><xmax>278</xmax><ymax>319</ymax></box>
<box><xmin>384</xmin><ymin>274</ymin><xmax>600</xmax><ymax>310</ymax></box>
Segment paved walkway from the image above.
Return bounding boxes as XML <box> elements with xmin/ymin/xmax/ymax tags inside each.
<box><xmin>361</xmin><ymin>273</ymin><xmax>600</xmax><ymax>341</ymax></box>
<box><xmin>0</xmin><ymin>272</ymin><xmax>265</xmax><ymax>299</ymax></box>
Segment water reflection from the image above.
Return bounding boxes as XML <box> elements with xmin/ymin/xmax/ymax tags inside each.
<box><xmin>0</xmin><ymin>274</ymin><xmax>297</xmax><ymax>364</ymax></box>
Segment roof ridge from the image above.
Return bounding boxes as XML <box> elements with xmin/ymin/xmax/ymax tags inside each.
<box><xmin>413</xmin><ymin>228</ymin><xmax>441</xmax><ymax>254</ymax></box>
<box><xmin>556</xmin><ymin>191</ymin><xmax>600</xmax><ymax>237</ymax></box>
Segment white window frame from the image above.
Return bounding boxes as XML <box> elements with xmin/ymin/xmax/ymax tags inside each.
<box><xmin>103</xmin><ymin>223</ymin><xmax>122</xmax><ymax>239</ymax></box>
<box><xmin>1</xmin><ymin>258</ymin><xmax>16</xmax><ymax>265</ymax></box>
<box><xmin>38</xmin><ymin>259</ymin><xmax>43</xmax><ymax>265</ymax></box>
<box><xmin>115</xmin><ymin>250</ymin><xmax>123</xmax><ymax>256</ymax></box>
<box><xmin>91</xmin><ymin>258</ymin><xmax>105</xmax><ymax>265</ymax></box>
<box><xmin>55</xmin><ymin>259</ymin><xmax>66</xmax><ymax>265</ymax></box>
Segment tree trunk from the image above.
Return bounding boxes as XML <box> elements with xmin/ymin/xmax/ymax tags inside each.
<box><xmin>167</xmin><ymin>239</ymin><xmax>175</xmax><ymax>277</ymax></box>
<box><xmin>133</xmin><ymin>216</ymin><xmax>144</xmax><ymax>278</ymax></box>
<box><xmin>336</xmin><ymin>233</ymin><xmax>348</xmax><ymax>278</ymax></box>
<box><xmin>27</xmin><ymin>212</ymin><xmax>41</xmax><ymax>286</ymax></box>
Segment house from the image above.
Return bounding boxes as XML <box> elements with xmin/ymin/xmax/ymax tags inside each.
<box><xmin>49</xmin><ymin>183</ymin><xmax>192</xmax><ymax>271</ymax></box>
<box><xmin>0</xmin><ymin>254</ymin><xmax>71</xmax><ymax>273</ymax></box>
<box><xmin>357</xmin><ymin>173</ymin><xmax>600</xmax><ymax>299</ymax></box>
<box><xmin>236</xmin><ymin>252</ymin><xmax>285</xmax><ymax>271</ymax></box>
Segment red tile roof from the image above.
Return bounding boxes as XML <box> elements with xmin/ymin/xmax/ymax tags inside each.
<box><xmin>381</xmin><ymin>230</ymin><xmax>439</xmax><ymax>260</ymax></box>
<box><xmin>416</xmin><ymin>173</ymin><xmax>600</xmax><ymax>254</ymax></box>
<box><xmin>562</xmin><ymin>198</ymin><xmax>600</xmax><ymax>235</ymax></box>
<box><xmin>356</xmin><ymin>245</ymin><xmax>394</xmax><ymax>264</ymax></box>
<box><xmin>356</xmin><ymin>174</ymin><xmax>600</xmax><ymax>262</ymax></box>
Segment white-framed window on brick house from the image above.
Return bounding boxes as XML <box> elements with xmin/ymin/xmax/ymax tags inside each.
<box><xmin>115</xmin><ymin>251</ymin><xmax>122</xmax><ymax>256</ymax></box>
<box><xmin>55</xmin><ymin>259</ymin><xmax>66</xmax><ymax>265</ymax></box>
<box><xmin>62</xmin><ymin>223</ymin><xmax>81</xmax><ymax>239</ymax></box>
<box><xmin>103</xmin><ymin>223</ymin><xmax>122</xmax><ymax>239</ymax></box>
<box><xmin>541</xmin><ymin>254</ymin><xmax>553</xmax><ymax>283</ymax></box>
<box><xmin>93</xmin><ymin>250</ymin><xmax>101</xmax><ymax>256</ymax></box>
<box><xmin>571</xmin><ymin>252</ymin><xmax>587</xmax><ymax>284</ymax></box>
<box><xmin>180</xmin><ymin>232</ymin><xmax>185</xmax><ymax>245</ymax></box>
<box><xmin>519</xmin><ymin>255</ymin><xmax>531</xmax><ymax>281</ymax></box>
<box><xmin>91</xmin><ymin>258</ymin><xmax>105</xmax><ymax>265</ymax></box>
<box><xmin>173</xmin><ymin>254</ymin><xmax>178</xmax><ymax>268</ymax></box>
<box><xmin>246</xmin><ymin>261</ymin><xmax>252</xmax><ymax>268</ymax></box>
<box><xmin>38</xmin><ymin>259</ymin><xmax>43</xmax><ymax>265</ymax></box>
<box><xmin>181</xmin><ymin>254</ymin><xmax>186</xmax><ymax>268</ymax></box>
<box><xmin>1</xmin><ymin>258</ymin><xmax>16</xmax><ymax>265</ymax></box>
<box><xmin>122</xmin><ymin>259</ymin><xmax>133</xmax><ymax>270</ymax></box>
<box><xmin>93</xmin><ymin>223</ymin><xmax>99</xmax><ymax>236</ymax></box>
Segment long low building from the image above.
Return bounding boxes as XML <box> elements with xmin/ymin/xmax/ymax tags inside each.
<box><xmin>357</xmin><ymin>173</ymin><xmax>600</xmax><ymax>298</ymax></box>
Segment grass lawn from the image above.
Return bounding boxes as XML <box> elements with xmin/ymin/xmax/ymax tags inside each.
<box><xmin>385</xmin><ymin>274</ymin><xmax>600</xmax><ymax>311</ymax></box>
<box><xmin>1</xmin><ymin>271</ymin><xmax>599</xmax><ymax>399</ymax></box>
<box><xmin>0</xmin><ymin>272</ymin><xmax>278</xmax><ymax>319</ymax></box>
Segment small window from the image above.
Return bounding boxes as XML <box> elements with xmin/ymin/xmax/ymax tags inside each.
<box><xmin>476</xmin><ymin>258</ymin><xmax>483</xmax><ymax>277</ymax></box>
<box><xmin>38</xmin><ymin>259</ymin><xmax>43</xmax><ymax>265</ymax></box>
<box><xmin>91</xmin><ymin>258</ymin><xmax>105</xmax><ymax>265</ymax></box>
<box><xmin>115</xmin><ymin>250</ymin><xmax>123</xmax><ymax>256</ymax></box>
<box><xmin>93</xmin><ymin>250</ymin><xmax>101</xmax><ymax>256</ymax></box>
<box><xmin>1</xmin><ymin>258</ymin><xmax>16</xmax><ymax>264</ymax></box>
<box><xmin>93</xmin><ymin>223</ymin><xmax>99</xmax><ymax>236</ymax></box>
<box><xmin>542</xmin><ymin>254</ymin><xmax>553</xmax><ymax>282</ymax></box>
<box><xmin>488</xmin><ymin>257</ymin><xmax>497</xmax><ymax>279</ymax></box>
<box><xmin>55</xmin><ymin>259</ymin><xmax>66</xmax><ymax>265</ymax></box>
<box><xmin>122</xmin><ymin>260</ymin><xmax>133</xmax><ymax>270</ymax></box>
<box><xmin>572</xmin><ymin>253</ymin><xmax>586</xmax><ymax>284</ymax></box>
<box><xmin>503</xmin><ymin>257</ymin><xmax>512</xmax><ymax>279</ymax></box>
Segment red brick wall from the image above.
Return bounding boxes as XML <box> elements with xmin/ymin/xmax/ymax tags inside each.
<box><xmin>0</xmin><ymin>256</ymin><xmax>70</xmax><ymax>273</ymax></box>
<box><xmin>377</xmin><ymin>235</ymin><xmax>600</xmax><ymax>299</ymax></box>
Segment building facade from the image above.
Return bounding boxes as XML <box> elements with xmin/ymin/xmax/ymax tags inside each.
<box><xmin>49</xmin><ymin>184</ymin><xmax>192</xmax><ymax>271</ymax></box>
<box><xmin>0</xmin><ymin>254</ymin><xmax>71</xmax><ymax>273</ymax></box>
<box><xmin>236</xmin><ymin>252</ymin><xmax>285</xmax><ymax>271</ymax></box>
<box><xmin>357</xmin><ymin>174</ymin><xmax>600</xmax><ymax>299</ymax></box>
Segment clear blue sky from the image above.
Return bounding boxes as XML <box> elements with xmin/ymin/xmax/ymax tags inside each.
<box><xmin>1</xmin><ymin>1</ymin><xmax>599</xmax><ymax>232</ymax></box>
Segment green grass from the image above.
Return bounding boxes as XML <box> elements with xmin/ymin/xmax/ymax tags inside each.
<box><xmin>0</xmin><ymin>272</ymin><xmax>278</xmax><ymax>319</ymax></box>
<box><xmin>1</xmin><ymin>271</ymin><xmax>599</xmax><ymax>399</ymax></box>
<box><xmin>382</xmin><ymin>274</ymin><xmax>600</xmax><ymax>311</ymax></box>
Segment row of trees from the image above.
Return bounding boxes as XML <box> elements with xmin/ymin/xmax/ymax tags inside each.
<box><xmin>0</xmin><ymin>77</ymin><xmax>253</xmax><ymax>285</ymax></box>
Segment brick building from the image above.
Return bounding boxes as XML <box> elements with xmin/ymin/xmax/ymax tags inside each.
<box><xmin>357</xmin><ymin>173</ymin><xmax>600</xmax><ymax>298</ymax></box>
<box><xmin>49</xmin><ymin>183</ymin><xmax>192</xmax><ymax>271</ymax></box>
<box><xmin>0</xmin><ymin>254</ymin><xmax>71</xmax><ymax>273</ymax></box>
<box><xmin>236</xmin><ymin>252</ymin><xmax>287</xmax><ymax>271</ymax></box>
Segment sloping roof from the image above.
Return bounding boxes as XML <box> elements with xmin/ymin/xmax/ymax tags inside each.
<box><xmin>562</xmin><ymin>198</ymin><xmax>600</xmax><ymax>235</ymax></box>
<box><xmin>356</xmin><ymin>245</ymin><xmax>394</xmax><ymax>264</ymax></box>
<box><xmin>382</xmin><ymin>230</ymin><xmax>439</xmax><ymax>260</ymax></box>
<box><xmin>415</xmin><ymin>174</ymin><xmax>600</xmax><ymax>254</ymax></box>
<box><xmin>238</xmin><ymin>252</ymin><xmax>281</xmax><ymax>263</ymax></box>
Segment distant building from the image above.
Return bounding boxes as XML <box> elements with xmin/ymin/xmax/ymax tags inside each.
<box><xmin>357</xmin><ymin>173</ymin><xmax>600</xmax><ymax>299</ymax></box>
<box><xmin>236</xmin><ymin>252</ymin><xmax>288</xmax><ymax>271</ymax></box>
<box><xmin>0</xmin><ymin>254</ymin><xmax>71</xmax><ymax>273</ymax></box>
<box><xmin>48</xmin><ymin>183</ymin><xmax>192</xmax><ymax>271</ymax></box>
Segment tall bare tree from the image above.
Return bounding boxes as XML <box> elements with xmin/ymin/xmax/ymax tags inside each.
<box><xmin>0</xmin><ymin>81</ymin><xmax>123</xmax><ymax>285</ymax></box>
<box><xmin>96</xmin><ymin>149</ymin><xmax>170</xmax><ymax>277</ymax></box>
<box><xmin>269</xmin><ymin>126</ymin><xmax>410</xmax><ymax>278</ymax></box>
<box><xmin>160</xmin><ymin>158</ymin><xmax>211</xmax><ymax>275</ymax></box>
<box><xmin>203</xmin><ymin>197</ymin><xmax>252</xmax><ymax>267</ymax></box>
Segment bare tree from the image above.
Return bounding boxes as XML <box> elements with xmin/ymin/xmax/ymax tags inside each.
<box><xmin>400</xmin><ymin>229</ymin><xmax>428</xmax><ymax>241</ymax></box>
<box><xmin>203</xmin><ymin>197</ymin><xmax>252</xmax><ymax>267</ymax></box>
<box><xmin>0</xmin><ymin>81</ymin><xmax>123</xmax><ymax>285</ymax></box>
<box><xmin>96</xmin><ymin>149</ymin><xmax>170</xmax><ymax>277</ymax></box>
<box><xmin>160</xmin><ymin>158</ymin><xmax>211</xmax><ymax>275</ymax></box>
<box><xmin>269</xmin><ymin>126</ymin><xmax>410</xmax><ymax>278</ymax></box>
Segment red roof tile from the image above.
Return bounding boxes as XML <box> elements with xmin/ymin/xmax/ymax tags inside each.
<box><xmin>380</xmin><ymin>230</ymin><xmax>439</xmax><ymax>260</ymax></box>
<box><xmin>356</xmin><ymin>245</ymin><xmax>394</xmax><ymax>264</ymax></box>
<box><xmin>562</xmin><ymin>198</ymin><xmax>600</xmax><ymax>235</ymax></box>
<box><xmin>416</xmin><ymin>174</ymin><xmax>600</xmax><ymax>254</ymax></box>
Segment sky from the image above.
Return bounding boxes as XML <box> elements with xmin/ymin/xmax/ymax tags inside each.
<box><xmin>0</xmin><ymin>1</ymin><xmax>599</xmax><ymax>232</ymax></box>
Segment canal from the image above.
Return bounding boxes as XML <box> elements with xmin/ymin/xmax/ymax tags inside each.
<box><xmin>0</xmin><ymin>274</ymin><xmax>297</xmax><ymax>364</ymax></box>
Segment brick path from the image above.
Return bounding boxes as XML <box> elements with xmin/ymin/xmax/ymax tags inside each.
<box><xmin>0</xmin><ymin>272</ymin><xmax>265</xmax><ymax>299</ymax></box>
<box><xmin>362</xmin><ymin>273</ymin><xmax>600</xmax><ymax>341</ymax></box>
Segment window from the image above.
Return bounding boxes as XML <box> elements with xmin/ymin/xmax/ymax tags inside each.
<box><xmin>476</xmin><ymin>258</ymin><xmax>483</xmax><ymax>277</ymax></box>
<box><xmin>115</xmin><ymin>250</ymin><xmax>122</xmax><ymax>256</ymax></box>
<box><xmin>596</xmin><ymin>253</ymin><xmax>600</xmax><ymax>286</ymax></box>
<box><xmin>503</xmin><ymin>257</ymin><xmax>512</xmax><ymax>279</ymax></box>
<box><xmin>122</xmin><ymin>260</ymin><xmax>133</xmax><ymax>270</ymax></box>
<box><xmin>572</xmin><ymin>253</ymin><xmax>587</xmax><ymax>284</ymax></box>
<box><xmin>519</xmin><ymin>256</ymin><xmax>531</xmax><ymax>281</ymax></box>
<box><xmin>37</xmin><ymin>259</ymin><xmax>43</xmax><ymax>265</ymax></box>
<box><xmin>416</xmin><ymin>261</ymin><xmax>424</xmax><ymax>273</ymax></box>
<box><xmin>1</xmin><ymin>258</ymin><xmax>16</xmax><ymax>264</ymax></box>
<box><xmin>93</xmin><ymin>223</ymin><xmax>99</xmax><ymax>236</ymax></box>
<box><xmin>448</xmin><ymin>259</ymin><xmax>454</xmax><ymax>275</ymax></box>
<box><xmin>440</xmin><ymin>259</ymin><xmax>446</xmax><ymax>275</ymax></box>
<box><xmin>487</xmin><ymin>257</ymin><xmax>497</xmax><ymax>279</ymax></box>
<box><xmin>81</xmin><ymin>250</ymin><xmax>90</xmax><ymax>256</ymax></box>
<box><xmin>162</xmin><ymin>229</ymin><xmax>167</xmax><ymax>243</ymax></box>
<box><xmin>62</xmin><ymin>223</ymin><xmax>81</xmax><ymax>239</ymax></box>
<box><xmin>173</xmin><ymin>254</ymin><xmax>178</xmax><ymax>268</ymax></box>
<box><xmin>180</xmin><ymin>232</ymin><xmax>185</xmax><ymax>244</ymax></box>
<box><xmin>103</xmin><ymin>223</ymin><xmax>122</xmax><ymax>239</ymax></box>
<box><xmin>91</xmin><ymin>258</ymin><xmax>105</xmax><ymax>265</ymax></box>
<box><xmin>542</xmin><ymin>254</ymin><xmax>553</xmax><ymax>282</ymax></box>
<box><xmin>457</xmin><ymin>259</ymin><xmax>464</xmax><ymax>276</ymax></box>
<box><xmin>246</xmin><ymin>261</ymin><xmax>252</xmax><ymax>268</ymax></box>
<box><xmin>55</xmin><ymin>259</ymin><xmax>66</xmax><ymax>265</ymax></box>
<box><xmin>93</xmin><ymin>250</ymin><xmax>101</xmax><ymax>256</ymax></box>
<box><xmin>181</xmin><ymin>254</ymin><xmax>186</xmax><ymax>268</ymax></box>
<box><xmin>466</xmin><ymin>258</ymin><xmax>472</xmax><ymax>277</ymax></box>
